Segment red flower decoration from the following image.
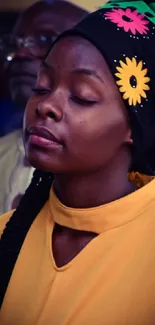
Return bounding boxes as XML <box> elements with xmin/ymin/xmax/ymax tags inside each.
<box><xmin>104</xmin><ymin>8</ymin><xmax>149</xmax><ymax>35</ymax></box>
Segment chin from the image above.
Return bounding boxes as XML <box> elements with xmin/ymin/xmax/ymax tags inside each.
<box><xmin>26</xmin><ymin>151</ymin><xmax>66</xmax><ymax>174</ymax></box>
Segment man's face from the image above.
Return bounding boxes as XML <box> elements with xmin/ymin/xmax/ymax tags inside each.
<box><xmin>6</xmin><ymin>2</ymin><xmax>79</xmax><ymax>108</ymax></box>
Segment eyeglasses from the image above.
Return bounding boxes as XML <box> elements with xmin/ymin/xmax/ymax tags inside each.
<box><xmin>0</xmin><ymin>34</ymin><xmax>57</xmax><ymax>61</ymax></box>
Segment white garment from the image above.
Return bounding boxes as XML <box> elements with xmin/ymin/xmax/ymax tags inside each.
<box><xmin>0</xmin><ymin>130</ymin><xmax>34</xmax><ymax>214</ymax></box>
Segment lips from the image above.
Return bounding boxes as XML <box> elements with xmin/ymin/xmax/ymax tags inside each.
<box><xmin>27</xmin><ymin>126</ymin><xmax>62</xmax><ymax>145</ymax></box>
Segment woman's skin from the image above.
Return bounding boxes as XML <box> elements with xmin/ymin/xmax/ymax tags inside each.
<box><xmin>24</xmin><ymin>36</ymin><xmax>135</xmax><ymax>266</ymax></box>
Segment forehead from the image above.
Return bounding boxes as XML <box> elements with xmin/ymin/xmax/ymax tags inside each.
<box><xmin>12</xmin><ymin>5</ymin><xmax>73</xmax><ymax>36</ymax></box>
<box><xmin>46</xmin><ymin>36</ymin><xmax>112</xmax><ymax>78</ymax></box>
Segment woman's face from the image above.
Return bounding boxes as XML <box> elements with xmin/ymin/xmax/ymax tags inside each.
<box><xmin>24</xmin><ymin>36</ymin><xmax>132</xmax><ymax>173</ymax></box>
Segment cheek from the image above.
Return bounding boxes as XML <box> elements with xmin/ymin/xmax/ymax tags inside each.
<box><xmin>67</xmin><ymin>109</ymin><xmax>128</xmax><ymax>159</ymax></box>
<box><xmin>23</xmin><ymin>97</ymin><xmax>37</xmax><ymax>127</ymax></box>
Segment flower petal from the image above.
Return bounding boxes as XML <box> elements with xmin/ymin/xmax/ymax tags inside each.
<box><xmin>123</xmin><ymin>92</ymin><xmax>129</xmax><ymax>100</ymax></box>
<box><xmin>116</xmin><ymin>67</ymin><xmax>123</xmax><ymax>73</ymax></box>
<box><xmin>143</xmin><ymin>77</ymin><xmax>150</xmax><ymax>83</ymax></box>
<box><xmin>115</xmin><ymin>72</ymin><xmax>122</xmax><ymax>79</ymax></box>
<box><xmin>129</xmin><ymin>97</ymin><xmax>133</xmax><ymax>106</ymax></box>
<box><xmin>142</xmin><ymin>84</ymin><xmax>150</xmax><ymax>91</ymax></box>
<box><xmin>116</xmin><ymin>80</ymin><xmax>124</xmax><ymax>86</ymax></box>
<box><xmin>140</xmin><ymin>90</ymin><xmax>147</xmax><ymax>98</ymax></box>
<box><xmin>137</xmin><ymin>61</ymin><xmax>143</xmax><ymax>71</ymax></box>
<box><xmin>120</xmin><ymin>60</ymin><xmax>127</xmax><ymax>69</ymax></box>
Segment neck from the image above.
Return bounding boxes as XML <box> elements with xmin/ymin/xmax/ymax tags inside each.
<box><xmin>54</xmin><ymin>151</ymin><xmax>135</xmax><ymax>209</ymax></box>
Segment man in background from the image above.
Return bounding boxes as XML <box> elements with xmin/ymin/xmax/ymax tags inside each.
<box><xmin>0</xmin><ymin>0</ymin><xmax>88</xmax><ymax>213</ymax></box>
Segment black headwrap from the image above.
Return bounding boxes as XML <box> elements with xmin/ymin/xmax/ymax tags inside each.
<box><xmin>56</xmin><ymin>1</ymin><xmax>155</xmax><ymax>174</ymax></box>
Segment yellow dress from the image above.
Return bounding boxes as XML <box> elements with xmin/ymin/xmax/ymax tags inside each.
<box><xmin>1</xmin><ymin>179</ymin><xmax>155</xmax><ymax>324</ymax></box>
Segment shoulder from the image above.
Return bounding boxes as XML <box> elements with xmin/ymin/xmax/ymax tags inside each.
<box><xmin>0</xmin><ymin>130</ymin><xmax>23</xmax><ymax>166</ymax></box>
<box><xmin>0</xmin><ymin>130</ymin><xmax>22</xmax><ymax>154</ymax></box>
<box><xmin>129</xmin><ymin>179</ymin><xmax>155</xmax><ymax>242</ymax></box>
<box><xmin>0</xmin><ymin>211</ymin><xmax>14</xmax><ymax>238</ymax></box>
<box><xmin>0</xmin><ymin>130</ymin><xmax>21</xmax><ymax>143</ymax></box>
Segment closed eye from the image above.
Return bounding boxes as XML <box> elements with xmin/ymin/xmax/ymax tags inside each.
<box><xmin>32</xmin><ymin>88</ymin><xmax>50</xmax><ymax>96</ymax></box>
<box><xmin>71</xmin><ymin>95</ymin><xmax>98</xmax><ymax>106</ymax></box>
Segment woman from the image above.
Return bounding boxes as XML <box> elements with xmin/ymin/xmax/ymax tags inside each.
<box><xmin>1</xmin><ymin>1</ymin><xmax>155</xmax><ymax>324</ymax></box>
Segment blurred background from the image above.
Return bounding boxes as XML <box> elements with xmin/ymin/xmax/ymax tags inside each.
<box><xmin>0</xmin><ymin>0</ymin><xmax>106</xmax><ymax>99</ymax></box>
<box><xmin>0</xmin><ymin>0</ymin><xmax>105</xmax><ymax>49</ymax></box>
<box><xmin>0</xmin><ymin>0</ymin><xmax>105</xmax><ymax>11</ymax></box>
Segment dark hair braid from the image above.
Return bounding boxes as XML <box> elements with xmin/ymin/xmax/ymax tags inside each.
<box><xmin>0</xmin><ymin>169</ymin><xmax>54</xmax><ymax>307</ymax></box>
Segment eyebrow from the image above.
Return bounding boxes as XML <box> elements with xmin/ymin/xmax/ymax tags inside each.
<box><xmin>72</xmin><ymin>68</ymin><xmax>104</xmax><ymax>83</ymax></box>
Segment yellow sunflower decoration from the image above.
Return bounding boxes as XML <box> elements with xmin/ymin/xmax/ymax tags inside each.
<box><xmin>115</xmin><ymin>57</ymin><xmax>150</xmax><ymax>106</ymax></box>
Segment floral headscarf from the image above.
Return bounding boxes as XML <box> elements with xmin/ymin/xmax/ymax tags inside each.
<box><xmin>57</xmin><ymin>1</ymin><xmax>155</xmax><ymax>175</ymax></box>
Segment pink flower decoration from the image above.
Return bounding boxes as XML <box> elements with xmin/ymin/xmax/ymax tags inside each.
<box><xmin>104</xmin><ymin>8</ymin><xmax>149</xmax><ymax>35</ymax></box>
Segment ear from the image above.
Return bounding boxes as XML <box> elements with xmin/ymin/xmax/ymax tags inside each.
<box><xmin>125</xmin><ymin>128</ymin><xmax>133</xmax><ymax>145</ymax></box>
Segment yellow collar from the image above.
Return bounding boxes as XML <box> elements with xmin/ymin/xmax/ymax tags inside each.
<box><xmin>49</xmin><ymin>178</ymin><xmax>155</xmax><ymax>234</ymax></box>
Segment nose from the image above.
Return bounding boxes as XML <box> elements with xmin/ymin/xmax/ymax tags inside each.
<box><xmin>35</xmin><ymin>93</ymin><xmax>63</xmax><ymax>122</ymax></box>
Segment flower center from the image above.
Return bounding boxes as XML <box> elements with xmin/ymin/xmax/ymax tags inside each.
<box><xmin>122</xmin><ymin>15</ymin><xmax>133</xmax><ymax>22</ymax></box>
<box><xmin>130</xmin><ymin>75</ymin><xmax>137</xmax><ymax>88</ymax></box>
